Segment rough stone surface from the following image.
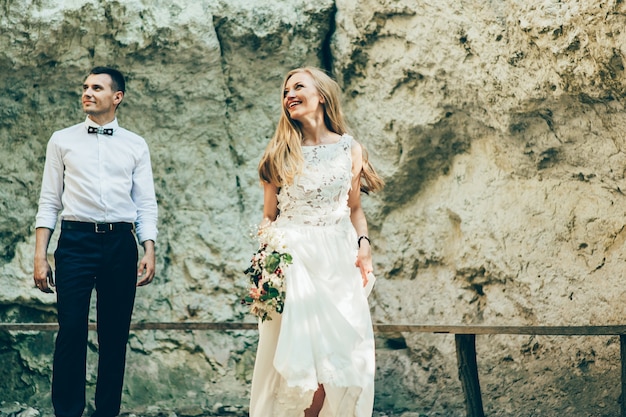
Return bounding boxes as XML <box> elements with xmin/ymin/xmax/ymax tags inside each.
<box><xmin>2</xmin><ymin>0</ymin><xmax>626</xmax><ymax>415</ymax></box>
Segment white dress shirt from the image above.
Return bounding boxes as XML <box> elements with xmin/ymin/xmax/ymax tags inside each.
<box><xmin>36</xmin><ymin>117</ymin><xmax>158</xmax><ymax>243</ymax></box>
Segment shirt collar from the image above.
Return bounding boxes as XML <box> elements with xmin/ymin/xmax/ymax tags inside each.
<box><xmin>84</xmin><ymin>117</ymin><xmax>119</xmax><ymax>133</ymax></box>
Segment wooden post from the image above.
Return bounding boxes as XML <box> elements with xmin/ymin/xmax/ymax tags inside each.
<box><xmin>455</xmin><ymin>334</ymin><xmax>485</xmax><ymax>417</ymax></box>
<box><xmin>619</xmin><ymin>334</ymin><xmax>626</xmax><ymax>417</ymax></box>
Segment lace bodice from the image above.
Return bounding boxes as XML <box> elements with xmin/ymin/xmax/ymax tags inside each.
<box><xmin>276</xmin><ymin>135</ymin><xmax>353</xmax><ymax>227</ymax></box>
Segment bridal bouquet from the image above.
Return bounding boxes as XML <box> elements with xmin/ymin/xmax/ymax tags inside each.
<box><xmin>242</xmin><ymin>226</ymin><xmax>292</xmax><ymax>322</ymax></box>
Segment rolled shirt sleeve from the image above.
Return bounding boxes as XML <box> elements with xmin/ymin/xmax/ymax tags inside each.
<box><xmin>132</xmin><ymin>145</ymin><xmax>158</xmax><ymax>244</ymax></box>
<box><xmin>35</xmin><ymin>132</ymin><xmax>65</xmax><ymax>230</ymax></box>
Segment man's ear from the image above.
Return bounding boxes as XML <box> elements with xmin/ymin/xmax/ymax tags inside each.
<box><xmin>113</xmin><ymin>91</ymin><xmax>124</xmax><ymax>106</ymax></box>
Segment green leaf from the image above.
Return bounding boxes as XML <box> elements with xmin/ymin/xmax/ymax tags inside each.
<box><xmin>266</xmin><ymin>287</ymin><xmax>280</xmax><ymax>298</ymax></box>
<box><xmin>264</xmin><ymin>253</ymin><xmax>281</xmax><ymax>273</ymax></box>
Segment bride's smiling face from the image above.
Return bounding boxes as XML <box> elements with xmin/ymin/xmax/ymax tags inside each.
<box><xmin>283</xmin><ymin>71</ymin><xmax>324</xmax><ymax>122</ymax></box>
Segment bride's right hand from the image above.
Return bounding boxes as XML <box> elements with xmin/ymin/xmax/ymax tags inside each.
<box><xmin>258</xmin><ymin>217</ymin><xmax>273</xmax><ymax>235</ymax></box>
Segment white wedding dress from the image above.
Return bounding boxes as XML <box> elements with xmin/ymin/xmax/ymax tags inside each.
<box><xmin>249</xmin><ymin>134</ymin><xmax>375</xmax><ymax>417</ymax></box>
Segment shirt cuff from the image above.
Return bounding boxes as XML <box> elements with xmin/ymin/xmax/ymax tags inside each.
<box><xmin>135</xmin><ymin>225</ymin><xmax>157</xmax><ymax>244</ymax></box>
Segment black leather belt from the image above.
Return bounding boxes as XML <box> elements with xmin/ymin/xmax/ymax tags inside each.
<box><xmin>61</xmin><ymin>220</ymin><xmax>133</xmax><ymax>233</ymax></box>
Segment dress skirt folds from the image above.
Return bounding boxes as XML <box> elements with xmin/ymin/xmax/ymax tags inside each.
<box><xmin>249</xmin><ymin>135</ymin><xmax>375</xmax><ymax>417</ymax></box>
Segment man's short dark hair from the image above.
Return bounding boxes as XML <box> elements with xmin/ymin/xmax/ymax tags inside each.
<box><xmin>89</xmin><ymin>67</ymin><xmax>126</xmax><ymax>93</ymax></box>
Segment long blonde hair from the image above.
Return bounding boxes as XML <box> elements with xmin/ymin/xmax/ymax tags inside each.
<box><xmin>258</xmin><ymin>67</ymin><xmax>384</xmax><ymax>193</ymax></box>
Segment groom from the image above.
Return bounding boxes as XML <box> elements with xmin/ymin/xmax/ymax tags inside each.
<box><xmin>33</xmin><ymin>66</ymin><xmax>158</xmax><ymax>417</ymax></box>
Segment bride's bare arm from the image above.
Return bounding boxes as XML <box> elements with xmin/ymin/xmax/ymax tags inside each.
<box><xmin>348</xmin><ymin>140</ymin><xmax>372</xmax><ymax>285</ymax></box>
<box><xmin>260</xmin><ymin>181</ymin><xmax>279</xmax><ymax>229</ymax></box>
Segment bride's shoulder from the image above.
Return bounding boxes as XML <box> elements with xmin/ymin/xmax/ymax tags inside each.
<box><xmin>347</xmin><ymin>136</ymin><xmax>363</xmax><ymax>159</ymax></box>
<box><xmin>344</xmin><ymin>134</ymin><xmax>361</xmax><ymax>148</ymax></box>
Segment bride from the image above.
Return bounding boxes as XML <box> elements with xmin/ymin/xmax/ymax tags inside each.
<box><xmin>249</xmin><ymin>66</ymin><xmax>384</xmax><ymax>417</ymax></box>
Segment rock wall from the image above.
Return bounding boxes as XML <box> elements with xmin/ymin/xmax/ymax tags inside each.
<box><xmin>2</xmin><ymin>0</ymin><xmax>626</xmax><ymax>415</ymax></box>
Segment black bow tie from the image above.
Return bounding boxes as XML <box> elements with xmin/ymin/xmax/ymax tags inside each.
<box><xmin>88</xmin><ymin>126</ymin><xmax>114</xmax><ymax>136</ymax></box>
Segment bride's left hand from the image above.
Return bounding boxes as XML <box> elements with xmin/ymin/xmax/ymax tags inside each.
<box><xmin>355</xmin><ymin>245</ymin><xmax>373</xmax><ymax>287</ymax></box>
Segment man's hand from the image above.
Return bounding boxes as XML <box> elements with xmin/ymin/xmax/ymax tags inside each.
<box><xmin>33</xmin><ymin>227</ymin><xmax>55</xmax><ymax>293</ymax></box>
<box><xmin>137</xmin><ymin>240</ymin><xmax>156</xmax><ymax>286</ymax></box>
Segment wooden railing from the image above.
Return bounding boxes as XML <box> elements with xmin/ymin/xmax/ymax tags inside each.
<box><xmin>3</xmin><ymin>322</ymin><xmax>626</xmax><ymax>417</ymax></box>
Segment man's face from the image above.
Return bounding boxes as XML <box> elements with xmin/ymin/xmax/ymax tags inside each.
<box><xmin>82</xmin><ymin>73</ymin><xmax>122</xmax><ymax>118</ymax></box>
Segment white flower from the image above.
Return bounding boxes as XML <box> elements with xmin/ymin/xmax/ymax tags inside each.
<box><xmin>242</xmin><ymin>223</ymin><xmax>292</xmax><ymax>322</ymax></box>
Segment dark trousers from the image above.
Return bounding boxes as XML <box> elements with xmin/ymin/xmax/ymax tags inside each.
<box><xmin>52</xmin><ymin>228</ymin><xmax>138</xmax><ymax>417</ymax></box>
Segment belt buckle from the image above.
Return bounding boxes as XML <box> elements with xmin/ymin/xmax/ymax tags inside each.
<box><xmin>95</xmin><ymin>223</ymin><xmax>112</xmax><ymax>233</ymax></box>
